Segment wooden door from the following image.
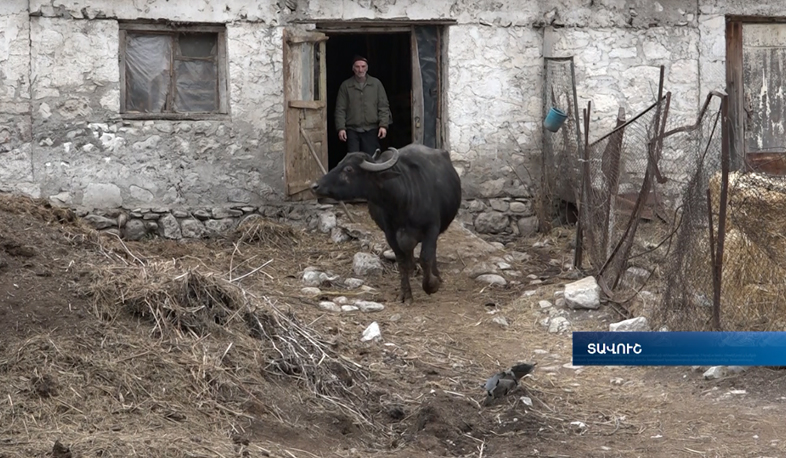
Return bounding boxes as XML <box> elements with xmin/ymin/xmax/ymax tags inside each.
<box><xmin>742</xmin><ymin>23</ymin><xmax>786</xmax><ymax>175</ymax></box>
<box><xmin>284</xmin><ymin>29</ymin><xmax>328</xmax><ymax>199</ymax></box>
<box><xmin>411</xmin><ymin>25</ymin><xmax>441</xmax><ymax>148</ymax></box>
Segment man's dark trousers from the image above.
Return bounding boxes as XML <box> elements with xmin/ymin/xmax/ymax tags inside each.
<box><xmin>346</xmin><ymin>129</ymin><xmax>380</xmax><ymax>156</ymax></box>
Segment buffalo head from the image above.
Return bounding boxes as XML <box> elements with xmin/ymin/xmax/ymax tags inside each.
<box><xmin>310</xmin><ymin>148</ymin><xmax>400</xmax><ymax>201</ymax></box>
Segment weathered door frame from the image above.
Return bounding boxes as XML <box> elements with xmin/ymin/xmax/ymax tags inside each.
<box><xmin>283</xmin><ymin>28</ymin><xmax>329</xmax><ymax>200</ymax></box>
<box><xmin>726</xmin><ymin>16</ymin><xmax>786</xmax><ymax>173</ymax></box>
<box><xmin>312</xmin><ymin>20</ymin><xmax>452</xmax><ymax>149</ymax></box>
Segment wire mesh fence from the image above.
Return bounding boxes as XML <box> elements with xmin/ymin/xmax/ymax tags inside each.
<box><xmin>571</xmin><ymin>66</ymin><xmax>730</xmax><ymax>330</ymax></box>
<box><xmin>539</xmin><ymin>57</ymin><xmax>582</xmax><ymax>233</ymax></box>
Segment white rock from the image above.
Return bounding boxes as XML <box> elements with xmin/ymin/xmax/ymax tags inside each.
<box><xmin>609</xmin><ymin>316</ymin><xmax>650</xmax><ymax>332</ymax></box>
<box><xmin>319</xmin><ymin>301</ymin><xmax>341</xmax><ymax>313</ymax></box>
<box><xmin>344</xmin><ymin>278</ymin><xmax>365</xmax><ymax>289</ymax></box>
<box><xmin>361</xmin><ymin>322</ymin><xmax>381</xmax><ymax>341</ymax></box>
<box><xmin>303</xmin><ymin>271</ymin><xmax>324</xmax><ymax>287</ymax></box>
<box><xmin>353</xmin><ymin>252</ymin><xmax>384</xmax><ymax>276</ymax></box>
<box><xmin>355</xmin><ymin>300</ymin><xmax>385</xmax><ymax>312</ymax></box>
<box><xmin>318</xmin><ymin>212</ymin><xmax>337</xmax><ymax>233</ymax></box>
<box><xmin>520</xmin><ymin>396</ymin><xmax>533</xmax><ymax>406</ymax></box>
<box><xmin>301</xmin><ymin>287</ymin><xmax>322</xmax><ymax>296</ymax></box>
<box><xmin>496</xmin><ymin>261</ymin><xmax>513</xmax><ymax>270</ymax></box>
<box><xmin>524</xmin><ymin>290</ymin><xmax>537</xmax><ymax>297</ymax></box>
<box><xmin>334</xmin><ymin>296</ymin><xmax>350</xmax><ymax>305</ymax></box>
<box><xmin>548</xmin><ymin>316</ymin><xmax>570</xmax><ymax>333</ymax></box>
<box><xmin>504</xmin><ymin>251</ymin><xmax>531</xmax><ymax>263</ymax></box>
<box><xmin>330</xmin><ymin>227</ymin><xmax>350</xmax><ymax>243</ymax></box>
<box><xmin>703</xmin><ymin>366</ymin><xmax>727</xmax><ymax>380</ymax></box>
<box><xmin>341</xmin><ymin>305</ymin><xmax>359</xmax><ymax>312</ymax></box>
<box><xmin>463</xmin><ymin>262</ymin><xmax>499</xmax><ymax>279</ymax></box>
<box><xmin>556</xmin><ymin>297</ymin><xmax>566</xmax><ymax>308</ymax></box>
<box><xmin>492</xmin><ymin>315</ymin><xmax>509</xmax><ymax>327</ymax></box>
<box><xmin>382</xmin><ymin>249</ymin><xmax>397</xmax><ymax>261</ymax></box>
<box><xmin>538</xmin><ymin>300</ymin><xmax>553</xmax><ymax>309</ymax></box>
<box><xmin>564</xmin><ymin>276</ymin><xmax>601</xmax><ymax>310</ymax></box>
<box><xmin>476</xmin><ymin>274</ymin><xmax>507</xmax><ymax>286</ymax></box>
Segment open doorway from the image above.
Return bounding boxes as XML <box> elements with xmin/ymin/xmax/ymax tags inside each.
<box><xmin>325</xmin><ymin>32</ymin><xmax>412</xmax><ymax>169</ymax></box>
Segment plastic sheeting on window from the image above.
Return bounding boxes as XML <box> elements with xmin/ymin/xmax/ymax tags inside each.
<box><xmin>125</xmin><ymin>34</ymin><xmax>171</xmax><ymax>113</ymax></box>
<box><xmin>125</xmin><ymin>32</ymin><xmax>219</xmax><ymax>113</ymax></box>
<box><xmin>175</xmin><ymin>60</ymin><xmax>218</xmax><ymax>112</ymax></box>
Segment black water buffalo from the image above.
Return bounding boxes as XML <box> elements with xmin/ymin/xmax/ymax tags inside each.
<box><xmin>310</xmin><ymin>143</ymin><xmax>462</xmax><ymax>303</ymax></box>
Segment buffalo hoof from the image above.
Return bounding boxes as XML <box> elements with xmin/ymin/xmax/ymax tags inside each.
<box><xmin>397</xmin><ymin>290</ymin><xmax>414</xmax><ymax>304</ymax></box>
<box><xmin>423</xmin><ymin>276</ymin><xmax>441</xmax><ymax>295</ymax></box>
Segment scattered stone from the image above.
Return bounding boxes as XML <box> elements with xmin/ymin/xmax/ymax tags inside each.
<box><xmin>301</xmin><ymin>287</ymin><xmax>321</xmax><ymax>296</ymax></box>
<box><xmin>180</xmin><ymin>218</ymin><xmax>207</xmax><ymax>239</ymax></box>
<box><xmin>333</xmin><ymin>296</ymin><xmax>350</xmax><ymax>305</ymax></box>
<box><xmin>703</xmin><ymin>366</ymin><xmax>748</xmax><ymax>380</ymax></box>
<box><xmin>548</xmin><ymin>316</ymin><xmax>570</xmax><ymax>333</ymax></box>
<box><xmin>303</xmin><ymin>271</ymin><xmax>324</xmax><ymax>287</ymax></box>
<box><xmin>538</xmin><ymin>300</ymin><xmax>552</xmax><ymax>309</ymax></box>
<box><xmin>610</xmin><ymin>377</ymin><xmax>624</xmax><ymax>385</ymax></box>
<box><xmin>555</xmin><ymin>297</ymin><xmax>566</xmax><ymax>308</ymax></box>
<box><xmin>344</xmin><ymin>278</ymin><xmax>365</xmax><ymax>289</ymax></box>
<box><xmin>318</xmin><ymin>212</ymin><xmax>337</xmax><ymax>233</ymax></box>
<box><xmin>356</xmin><ymin>300</ymin><xmax>385</xmax><ymax>312</ymax></box>
<box><xmin>389</xmin><ymin>313</ymin><xmax>402</xmax><ymax>322</ymax></box>
<box><xmin>492</xmin><ymin>315</ymin><xmax>509</xmax><ymax>327</ymax></box>
<box><xmin>123</xmin><ymin>219</ymin><xmax>147</xmax><ymax>241</ymax></box>
<box><xmin>474</xmin><ymin>212</ymin><xmax>509</xmax><ymax>234</ymax></box>
<box><xmin>476</xmin><ymin>274</ymin><xmax>507</xmax><ymax>286</ymax></box>
<box><xmin>341</xmin><ymin>305</ymin><xmax>359</xmax><ymax>312</ymax></box>
<box><xmin>496</xmin><ymin>261</ymin><xmax>513</xmax><ymax>270</ymax></box>
<box><xmin>504</xmin><ymin>251</ymin><xmax>531</xmax><ymax>263</ymax></box>
<box><xmin>622</xmin><ymin>266</ymin><xmax>651</xmax><ymax>288</ymax></box>
<box><xmin>490</xmin><ymin>241</ymin><xmax>505</xmax><ymax>250</ymax></box>
<box><xmin>193</xmin><ymin>209</ymin><xmax>211</xmax><ymax>220</ymax></box>
<box><xmin>319</xmin><ymin>301</ymin><xmax>341</xmax><ymax>313</ymax></box>
<box><xmin>517</xmin><ymin>216</ymin><xmax>538</xmax><ymax>237</ymax></box>
<box><xmin>564</xmin><ymin>276</ymin><xmax>601</xmax><ymax>310</ymax></box>
<box><xmin>84</xmin><ymin>214</ymin><xmax>117</xmax><ymax>230</ymax></box>
<box><xmin>330</xmin><ymin>227</ymin><xmax>349</xmax><ymax>243</ymax></box>
<box><xmin>159</xmin><ymin>214</ymin><xmax>182</xmax><ymax>239</ymax></box>
<box><xmin>382</xmin><ymin>249</ymin><xmax>397</xmax><ymax>261</ymax></box>
<box><xmin>609</xmin><ymin>316</ymin><xmax>650</xmax><ymax>332</ymax></box>
<box><xmin>361</xmin><ymin>322</ymin><xmax>381</xmax><ymax>342</ymax></box>
<box><xmin>462</xmin><ymin>262</ymin><xmax>498</xmax><ymax>279</ymax></box>
<box><xmin>353</xmin><ymin>252</ymin><xmax>384</xmax><ymax>276</ymax></box>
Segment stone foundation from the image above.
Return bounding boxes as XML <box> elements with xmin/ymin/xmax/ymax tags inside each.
<box><xmin>71</xmin><ymin>197</ymin><xmax>543</xmax><ymax>241</ymax></box>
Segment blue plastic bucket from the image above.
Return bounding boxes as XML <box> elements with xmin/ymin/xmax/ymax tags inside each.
<box><xmin>543</xmin><ymin>107</ymin><xmax>568</xmax><ymax>132</ymax></box>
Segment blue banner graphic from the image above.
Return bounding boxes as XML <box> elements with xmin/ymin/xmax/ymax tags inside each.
<box><xmin>572</xmin><ymin>331</ymin><xmax>786</xmax><ymax>366</ymax></box>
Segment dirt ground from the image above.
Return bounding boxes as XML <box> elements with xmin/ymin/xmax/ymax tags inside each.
<box><xmin>2</xmin><ymin>193</ymin><xmax>786</xmax><ymax>458</ymax></box>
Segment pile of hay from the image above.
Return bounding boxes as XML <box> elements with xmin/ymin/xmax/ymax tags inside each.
<box><xmin>700</xmin><ymin>171</ymin><xmax>786</xmax><ymax>330</ymax></box>
<box><xmin>234</xmin><ymin>214</ymin><xmax>303</xmax><ymax>249</ymax></box>
<box><xmin>90</xmin><ymin>260</ymin><xmax>243</xmax><ymax>337</ymax></box>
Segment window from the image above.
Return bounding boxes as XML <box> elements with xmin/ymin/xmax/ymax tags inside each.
<box><xmin>119</xmin><ymin>23</ymin><xmax>228</xmax><ymax>118</ymax></box>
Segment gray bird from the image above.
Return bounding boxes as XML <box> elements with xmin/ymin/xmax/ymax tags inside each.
<box><xmin>482</xmin><ymin>362</ymin><xmax>537</xmax><ymax>406</ymax></box>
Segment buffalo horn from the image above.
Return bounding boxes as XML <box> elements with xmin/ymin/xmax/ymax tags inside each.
<box><xmin>360</xmin><ymin>147</ymin><xmax>399</xmax><ymax>172</ymax></box>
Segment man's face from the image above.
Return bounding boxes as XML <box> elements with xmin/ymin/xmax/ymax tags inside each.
<box><xmin>353</xmin><ymin>60</ymin><xmax>368</xmax><ymax>78</ymax></box>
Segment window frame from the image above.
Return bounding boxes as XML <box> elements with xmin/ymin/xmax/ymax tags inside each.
<box><xmin>118</xmin><ymin>22</ymin><xmax>229</xmax><ymax>120</ymax></box>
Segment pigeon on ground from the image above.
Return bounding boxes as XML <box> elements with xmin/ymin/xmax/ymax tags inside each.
<box><xmin>482</xmin><ymin>362</ymin><xmax>537</xmax><ymax>406</ymax></box>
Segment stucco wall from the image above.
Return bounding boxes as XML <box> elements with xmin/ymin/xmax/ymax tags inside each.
<box><xmin>3</xmin><ymin>0</ymin><xmax>786</xmax><ymax>237</ymax></box>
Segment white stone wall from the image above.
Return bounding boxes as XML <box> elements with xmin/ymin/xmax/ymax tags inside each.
<box><xmin>448</xmin><ymin>25</ymin><xmax>543</xmax><ymax>198</ymax></box>
<box><xmin>4</xmin><ymin>0</ymin><xmax>786</xmax><ymax>227</ymax></box>
<box><xmin>0</xmin><ymin>0</ymin><xmax>34</xmax><ymax>196</ymax></box>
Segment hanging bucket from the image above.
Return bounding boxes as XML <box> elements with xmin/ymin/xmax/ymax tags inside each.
<box><xmin>543</xmin><ymin>107</ymin><xmax>568</xmax><ymax>132</ymax></box>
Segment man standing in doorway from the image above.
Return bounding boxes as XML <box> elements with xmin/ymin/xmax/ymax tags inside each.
<box><xmin>335</xmin><ymin>55</ymin><xmax>391</xmax><ymax>156</ymax></box>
